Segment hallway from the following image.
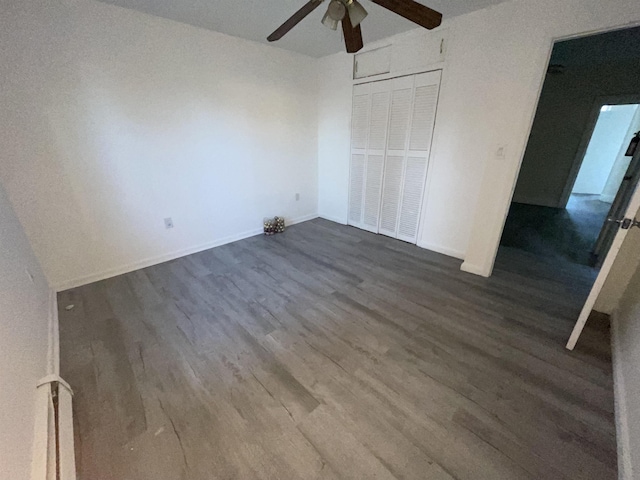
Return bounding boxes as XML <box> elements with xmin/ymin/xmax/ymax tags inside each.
<box><xmin>500</xmin><ymin>194</ymin><xmax>611</xmax><ymax>267</ymax></box>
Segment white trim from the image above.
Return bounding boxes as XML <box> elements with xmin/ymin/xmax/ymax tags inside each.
<box><xmin>54</xmin><ymin>214</ymin><xmax>319</xmax><ymax>291</ymax></box>
<box><xmin>286</xmin><ymin>213</ymin><xmax>320</xmax><ymax>225</ymax></box>
<box><xmin>319</xmin><ymin>214</ymin><xmax>348</xmax><ymax>225</ymax></box>
<box><xmin>57</xmin><ymin>381</ymin><xmax>76</xmax><ymax>480</ymax></box>
<box><xmin>30</xmin><ymin>383</ymin><xmax>54</xmax><ymax>480</ymax></box>
<box><xmin>352</xmin><ymin>62</ymin><xmax>446</xmax><ymax>85</ymax></box>
<box><xmin>417</xmin><ymin>240</ymin><xmax>465</xmax><ymax>260</ymax></box>
<box><xmin>611</xmin><ymin>311</ymin><xmax>634</xmax><ymax>480</ymax></box>
<box><xmin>37</xmin><ymin>374</ymin><xmax>72</xmax><ymax>393</ymax></box>
<box><xmin>460</xmin><ymin>261</ymin><xmax>490</xmax><ymax>277</ymax></box>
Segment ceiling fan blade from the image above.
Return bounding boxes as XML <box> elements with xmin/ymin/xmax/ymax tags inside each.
<box><xmin>267</xmin><ymin>0</ymin><xmax>324</xmax><ymax>42</ymax></box>
<box><xmin>370</xmin><ymin>0</ymin><xmax>442</xmax><ymax>29</ymax></box>
<box><xmin>342</xmin><ymin>14</ymin><xmax>363</xmax><ymax>53</ymax></box>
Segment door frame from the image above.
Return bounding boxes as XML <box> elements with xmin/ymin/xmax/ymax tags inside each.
<box><xmin>474</xmin><ymin>22</ymin><xmax>640</xmax><ymax>280</ymax></box>
<box><xmin>558</xmin><ymin>94</ymin><xmax>640</xmax><ymax>209</ymax></box>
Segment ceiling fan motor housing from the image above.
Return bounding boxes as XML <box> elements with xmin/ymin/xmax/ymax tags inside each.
<box><xmin>268</xmin><ymin>0</ymin><xmax>442</xmax><ymax>54</ymax></box>
<box><xmin>328</xmin><ymin>0</ymin><xmax>346</xmax><ymax>21</ymax></box>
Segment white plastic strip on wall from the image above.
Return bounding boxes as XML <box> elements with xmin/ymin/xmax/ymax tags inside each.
<box><xmin>31</xmin><ymin>375</ymin><xmax>76</xmax><ymax>480</ymax></box>
<box><xmin>58</xmin><ymin>381</ymin><xmax>76</xmax><ymax>480</ymax></box>
<box><xmin>31</xmin><ymin>384</ymin><xmax>54</xmax><ymax>480</ymax></box>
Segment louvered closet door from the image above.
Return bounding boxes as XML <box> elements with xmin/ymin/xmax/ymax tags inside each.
<box><xmin>348</xmin><ymin>84</ymin><xmax>371</xmax><ymax>227</ymax></box>
<box><xmin>349</xmin><ymin>71</ymin><xmax>441</xmax><ymax>243</ymax></box>
<box><xmin>396</xmin><ymin>71</ymin><xmax>441</xmax><ymax>243</ymax></box>
<box><xmin>378</xmin><ymin>75</ymin><xmax>415</xmax><ymax>238</ymax></box>
<box><xmin>361</xmin><ymin>82</ymin><xmax>391</xmax><ymax>232</ymax></box>
<box><xmin>348</xmin><ymin>81</ymin><xmax>391</xmax><ymax>232</ymax></box>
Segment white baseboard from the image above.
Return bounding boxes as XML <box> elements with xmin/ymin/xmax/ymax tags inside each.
<box><xmin>318</xmin><ymin>214</ymin><xmax>348</xmax><ymax>225</ymax></box>
<box><xmin>460</xmin><ymin>261</ymin><xmax>490</xmax><ymax>277</ymax></box>
<box><xmin>289</xmin><ymin>213</ymin><xmax>320</xmax><ymax>225</ymax></box>
<box><xmin>417</xmin><ymin>240</ymin><xmax>465</xmax><ymax>260</ymax></box>
<box><xmin>611</xmin><ymin>312</ymin><xmax>633</xmax><ymax>480</ymax></box>
<box><xmin>54</xmin><ymin>214</ymin><xmax>319</xmax><ymax>291</ymax></box>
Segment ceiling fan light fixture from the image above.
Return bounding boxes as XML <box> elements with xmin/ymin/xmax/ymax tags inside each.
<box><xmin>322</xmin><ymin>0</ymin><xmax>346</xmax><ymax>30</ymax></box>
<box><xmin>344</xmin><ymin>0</ymin><xmax>368</xmax><ymax>27</ymax></box>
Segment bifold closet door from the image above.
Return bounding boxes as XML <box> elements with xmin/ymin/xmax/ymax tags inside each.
<box><xmin>379</xmin><ymin>71</ymin><xmax>441</xmax><ymax>243</ymax></box>
<box><xmin>397</xmin><ymin>71</ymin><xmax>440</xmax><ymax>242</ymax></box>
<box><xmin>348</xmin><ymin>84</ymin><xmax>370</xmax><ymax>228</ymax></box>
<box><xmin>378</xmin><ymin>76</ymin><xmax>414</xmax><ymax>237</ymax></box>
<box><xmin>348</xmin><ymin>81</ymin><xmax>391</xmax><ymax>232</ymax></box>
<box><xmin>349</xmin><ymin>70</ymin><xmax>441</xmax><ymax>243</ymax></box>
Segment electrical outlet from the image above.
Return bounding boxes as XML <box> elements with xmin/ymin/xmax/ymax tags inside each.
<box><xmin>164</xmin><ymin>217</ymin><xmax>174</xmax><ymax>229</ymax></box>
<box><xmin>295</xmin><ymin>193</ymin><xmax>300</xmax><ymax>201</ymax></box>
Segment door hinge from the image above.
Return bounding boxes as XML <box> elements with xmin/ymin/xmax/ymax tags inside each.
<box><xmin>608</xmin><ymin>217</ymin><xmax>640</xmax><ymax>229</ymax></box>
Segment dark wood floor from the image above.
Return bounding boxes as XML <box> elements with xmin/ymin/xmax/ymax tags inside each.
<box><xmin>58</xmin><ymin>218</ymin><xmax>616</xmax><ymax>480</ymax></box>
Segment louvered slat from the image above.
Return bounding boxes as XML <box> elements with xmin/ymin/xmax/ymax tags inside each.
<box><xmin>348</xmin><ymin>84</ymin><xmax>371</xmax><ymax>227</ymax></box>
<box><xmin>397</xmin><ymin>72</ymin><xmax>441</xmax><ymax>242</ymax></box>
<box><xmin>351</xmin><ymin>93</ymin><xmax>370</xmax><ymax>150</ymax></box>
<box><xmin>409</xmin><ymin>84</ymin><xmax>439</xmax><ymax>151</ymax></box>
<box><xmin>363</xmin><ymin>154</ymin><xmax>385</xmax><ymax>230</ymax></box>
<box><xmin>398</xmin><ymin>155</ymin><xmax>429</xmax><ymax>241</ymax></box>
<box><xmin>368</xmin><ymin>91</ymin><xmax>390</xmax><ymax>150</ymax></box>
<box><xmin>379</xmin><ymin>155</ymin><xmax>404</xmax><ymax>236</ymax></box>
<box><xmin>387</xmin><ymin>88</ymin><xmax>412</xmax><ymax>150</ymax></box>
<box><xmin>349</xmin><ymin>153</ymin><xmax>365</xmax><ymax>224</ymax></box>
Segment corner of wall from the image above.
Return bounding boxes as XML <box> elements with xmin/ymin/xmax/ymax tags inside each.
<box><xmin>417</xmin><ymin>241</ymin><xmax>466</xmax><ymax>260</ymax></box>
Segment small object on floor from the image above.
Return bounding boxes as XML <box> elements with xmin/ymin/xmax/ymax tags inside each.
<box><xmin>264</xmin><ymin>216</ymin><xmax>285</xmax><ymax>235</ymax></box>
<box><xmin>65</xmin><ymin>304</ymin><xmax>75</xmax><ymax>311</ymax></box>
<box><xmin>263</xmin><ymin>218</ymin><xmax>275</xmax><ymax>235</ymax></box>
<box><xmin>274</xmin><ymin>216</ymin><xmax>286</xmax><ymax>233</ymax></box>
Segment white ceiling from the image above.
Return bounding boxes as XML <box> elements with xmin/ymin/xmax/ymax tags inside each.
<box><xmin>96</xmin><ymin>0</ymin><xmax>508</xmax><ymax>57</ymax></box>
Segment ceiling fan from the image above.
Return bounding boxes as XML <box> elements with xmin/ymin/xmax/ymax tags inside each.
<box><xmin>267</xmin><ymin>0</ymin><xmax>442</xmax><ymax>54</ymax></box>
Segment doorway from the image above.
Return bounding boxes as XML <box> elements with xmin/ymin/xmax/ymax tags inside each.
<box><xmin>498</xmin><ymin>25</ymin><xmax>640</xmax><ymax>347</ymax></box>
<box><xmin>501</xmin><ymin>101</ymin><xmax>640</xmax><ymax>267</ymax></box>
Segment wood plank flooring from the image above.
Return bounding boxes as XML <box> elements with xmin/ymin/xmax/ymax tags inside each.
<box><xmin>58</xmin><ymin>218</ymin><xmax>616</xmax><ymax>480</ymax></box>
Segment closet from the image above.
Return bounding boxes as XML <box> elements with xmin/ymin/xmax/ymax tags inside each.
<box><xmin>348</xmin><ymin>70</ymin><xmax>441</xmax><ymax>243</ymax></box>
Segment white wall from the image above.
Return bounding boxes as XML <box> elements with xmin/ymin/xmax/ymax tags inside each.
<box><xmin>0</xmin><ymin>0</ymin><xmax>319</xmax><ymax>290</ymax></box>
<box><xmin>443</xmin><ymin>0</ymin><xmax>640</xmax><ymax>276</ymax></box>
<box><xmin>317</xmin><ymin>52</ymin><xmax>354</xmax><ymax>225</ymax></box>
<box><xmin>611</xmin><ymin>249</ymin><xmax>640</xmax><ymax>479</ymax></box>
<box><xmin>573</xmin><ymin>104</ymin><xmax>638</xmax><ymax>195</ymax></box>
<box><xmin>316</xmin><ymin>0</ymin><xmax>640</xmax><ymax>272</ymax></box>
<box><xmin>0</xmin><ymin>182</ymin><xmax>51</xmax><ymax>480</ymax></box>
<box><xmin>601</xmin><ymin>107</ymin><xmax>640</xmax><ymax>203</ymax></box>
